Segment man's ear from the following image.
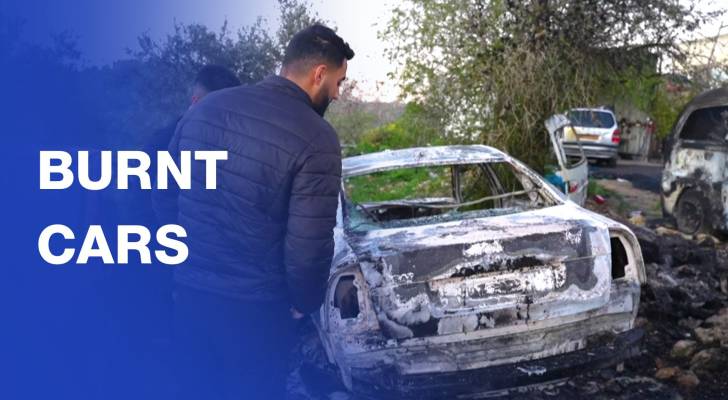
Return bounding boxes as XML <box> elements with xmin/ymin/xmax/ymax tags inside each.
<box><xmin>313</xmin><ymin>64</ymin><xmax>328</xmax><ymax>85</ymax></box>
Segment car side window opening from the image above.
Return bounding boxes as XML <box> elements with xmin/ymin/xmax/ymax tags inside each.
<box><xmin>457</xmin><ymin>163</ymin><xmax>524</xmax><ymax>210</ymax></box>
<box><xmin>679</xmin><ymin>106</ymin><xmax>728</xmax><ymax>142</ymax></box>
<box><xmin>344</xmin><ymin>162</ymin><xmax>553</xmax><ymax>229</ymax></box>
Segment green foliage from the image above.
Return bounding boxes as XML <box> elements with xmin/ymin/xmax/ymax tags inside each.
<box><xmin>587</xmin><ymin>180</ymin><xmax>610</xmax><ymax>197</ymax></box>
<box><xmin>326</xmin><ymin>106</ymin><xmax>378</xmax><ymax>146</ymax></box>
<box><xmin>325</xmin><ymin>80</ymin><xmax>382</xmax><ymax>146</ymax></box>
<box><xmin>345</xmin><ymin>166</ymin><xmax>450</xmax><ymax>203</ymax></box>
<box><xmin>347</xmin><ymin>102</ymin><xmax>446</xmax><ymax>156</ymax></box>
<box><xmin>350</xmin><ymin>122</ymin><xmax>411</xmax><ymax>155</ymax></box>
<box><xmin>381</xmin><ymin>0</ymin><xmax>721</xmax><ymax>170</ymax></box>
<box><xmin>343</xmin><ymin>101</ymin><xmax>450</xmax><ymax>205</ymax></box>
<box><xmin>650</xmin><ymin>84</ymin><xmax>694</xmax><ymax>139</ymax></box>
<box><xmin>595</xmin><ymin>60</ymin><xmax>661</xmax><ymax>120</ymax></box>
<box><xmin>588</xmin><ymin>180</ymin><xmax>630</xmax><ymax>214</ymax></box>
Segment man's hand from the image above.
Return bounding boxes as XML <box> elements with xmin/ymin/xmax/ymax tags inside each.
<box><xmin>290</xmin><ymin>307</ymin><xmax>305</xmax><ymax>320</ymax></box>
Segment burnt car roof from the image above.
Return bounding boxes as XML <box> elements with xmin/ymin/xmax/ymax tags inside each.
<box><xmin>343</xmin><ymin>145</ymin><xmax>508</xmax><ymax>177</ymax></box>
<box><xmin>683</xmin><ymin>86</ymin><xmax>728</xmax><ymax>110</ymax></box>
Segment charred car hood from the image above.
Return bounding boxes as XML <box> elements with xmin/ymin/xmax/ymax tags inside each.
<box><xmin>340</xmin><ymin>204</ymin><xmax>613</xmax><ymax>338</ymax></box>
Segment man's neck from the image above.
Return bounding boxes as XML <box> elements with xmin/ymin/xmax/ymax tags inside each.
<box><xmin>279</xmin><ymin>72</ymin><xmax>315</xmax><ymax>104</ymax></box>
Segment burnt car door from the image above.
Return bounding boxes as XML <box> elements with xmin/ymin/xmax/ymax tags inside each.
<box><xmin>545</xmin><ymin>114</ymin><xmax>589</xmax><ymax>206</ymax></box>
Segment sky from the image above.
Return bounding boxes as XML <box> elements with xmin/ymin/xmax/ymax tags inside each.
<box><xmin>3</xmin><ymin>0</ymin><xmax>726</xmax><ymax>102</ymax></box>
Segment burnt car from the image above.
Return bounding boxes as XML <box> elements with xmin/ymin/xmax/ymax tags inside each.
<box><xmin>313</xmin><ymin>121</ymin><xmax>646</xmax><ymax>398</ymax></box>
<box><xmin>662</xmin><ymin>87</ymin><xmax>728</xmax><ymax>236</ymax></box>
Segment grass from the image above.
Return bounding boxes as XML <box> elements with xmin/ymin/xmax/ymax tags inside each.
<box><xmin>345</xmin><ymin>166</ymin><xmax>451</xmax><ymax>203</ymax></box>
<box><xmin>587</xmin><ymin>179</ymin><xmax>610</xmax><ymax>197</ymax></box>
<box><xmin>588</xmin><ymin>179</ymin><xmax>630</xmax><ymax>215</ymax></box>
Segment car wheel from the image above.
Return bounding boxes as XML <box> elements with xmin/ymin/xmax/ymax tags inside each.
<box><xmin>675</xmin><ymin>190</ymin><xmax>710</xmax><ymax>235</ymax></box>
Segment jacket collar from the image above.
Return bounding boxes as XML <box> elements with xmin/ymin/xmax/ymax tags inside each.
<box><xmin>261</xmin><ymin>75</ymin><xmax>313</xmax><ymax>108</ymax></box>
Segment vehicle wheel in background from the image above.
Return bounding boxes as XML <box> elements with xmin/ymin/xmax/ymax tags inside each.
<box><xmin>675</xmin><ymin>189</ymin><xmax>711</xmax><ymax>235</ymax></box>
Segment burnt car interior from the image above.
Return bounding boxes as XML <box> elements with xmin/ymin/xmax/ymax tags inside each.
<box><xmin>344</xmin><ymin>161</ymin><xmax>557</xmax><ymax>230</ymax></box>
<box><xmin>679</xmin><ymin>105</ymin><xmax>728</xmax><ymax>144</ymax></box>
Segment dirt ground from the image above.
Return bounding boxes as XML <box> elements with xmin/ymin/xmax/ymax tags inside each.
<box><xmin>584</xmin><ymin>183</ymin><xmax>728</xmax><ymax>400</ymax></box>
<box><xmin>594</xmin><ymin>178</ymin><xmax>662</xmax><ymax>221</ymax></box>
<box><xmin>289</xmin><ymin>179</ymin><xmax>728</xmax><ymax>400</ymax></box>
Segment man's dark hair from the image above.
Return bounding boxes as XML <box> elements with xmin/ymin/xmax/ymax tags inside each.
<box><xmin>194</xmin><ymin>65</ymin><xmax>241</xmax><ymax>92</ymax></box>
<box><xmin>282</xmin><ymin>24</ymin><xmax>354</xmax><ymax>73</ymax></box>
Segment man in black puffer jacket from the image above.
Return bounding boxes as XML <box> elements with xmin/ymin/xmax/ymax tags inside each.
<box><xmin>156</xmin><ymin>25</ymin><xmax>354</xmax><ymax>399</ymax></box>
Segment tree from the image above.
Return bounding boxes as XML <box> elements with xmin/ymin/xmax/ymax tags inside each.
<box><xmin>100</xmin><ymin>0</ymin><xmax>322</xmax><ymax>147</ymax></box>
<box><xmin>325</xmin><ymin>80</ymin><xmax>378</xmax><ymax>146</ymax></box>
<box><xmin>126</xmin><ymin>19</ymin><xmax>278</xmax><ymax>133</ymax></box>
<box><xmin>6</xmin><ymin>0</ymin><xmax>337</xmax><ymax>149</ymax></box>
<box><xmin>275</xmin><ymin>0</ymin><xmax>327</xmax><ymax>54</ymax></box>
<box><xmin>381</xmin><ymin>0</ymin><xmax>724</xmax><ymax>169</ymax></box>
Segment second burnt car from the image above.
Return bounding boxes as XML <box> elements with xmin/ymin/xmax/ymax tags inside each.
<box><xmin>662</xmin><ymin>87</ymin><xmax>728</xmax><ymax>236</ymax></box>
<box><xmin>311</xmin><ymin>118</ymin><xmax>646</xmax><ymax>398</ymax></box>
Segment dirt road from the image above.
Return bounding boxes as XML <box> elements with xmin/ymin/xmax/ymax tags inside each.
<box><xmin>590</xmin><ymin>159</ymin><xmax>663</xmax><ymax>193</ymax></box>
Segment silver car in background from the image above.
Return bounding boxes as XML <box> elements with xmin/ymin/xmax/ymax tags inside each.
<box><xmin>562</xmin><ymin>107</ymin><xmax>621</xmax><ymax>167</ymax></box>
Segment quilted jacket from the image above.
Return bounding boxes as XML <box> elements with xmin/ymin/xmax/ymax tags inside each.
<box><xmin>153</xmin><ymin>75</ymin><xmax>341</xmax><ymax>313</ymax></box>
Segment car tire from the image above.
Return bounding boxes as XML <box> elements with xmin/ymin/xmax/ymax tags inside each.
<box><xmin>675</xmin><ymin>189</ymin><xmax>711</xmax><ymax>235</ymax></box>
